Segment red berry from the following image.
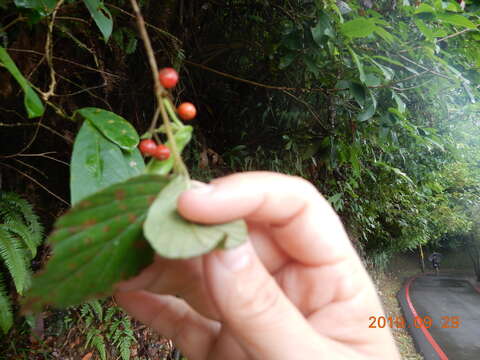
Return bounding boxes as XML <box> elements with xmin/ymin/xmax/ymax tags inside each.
<box><xmin>153</xmin><ymin>144</ymin><xmax>170</xmax><ymax>160</ymax></box>
<box><xmin>177</xmin><ymin>102</ymin><xmax>197</xmax><ymax>121</ymax></box>
<box><xmin>139</xmin><ymin>139</ymin><xmax>157</xmax><ymax>156</ymax></box>
<box><xmin>158</xmin><ymin>67</ymin><xmax>179</xmax><ymax>89</ymax></box>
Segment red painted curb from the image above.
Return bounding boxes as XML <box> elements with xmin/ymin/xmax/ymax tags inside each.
<box><xmin>405</xmin><ymin>276</ymin><xmax>449</xmax><ymax>360</ymax></box>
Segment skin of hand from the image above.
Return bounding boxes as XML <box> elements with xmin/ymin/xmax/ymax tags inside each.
<box><xmin>114</xmin><ymin>172</ymin><xmax>401</xmax><ymax>360</ymax></box>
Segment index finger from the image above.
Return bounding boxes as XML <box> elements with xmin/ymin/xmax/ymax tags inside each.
<box><xmin>177</xmin><ymin>172</ymin><xmax>355</xmax><ymax>266</ymax></box>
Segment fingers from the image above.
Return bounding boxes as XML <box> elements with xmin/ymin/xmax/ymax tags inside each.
<box><xmin>114</xmin><ymin>290</ymin><xmax>219</xmax><ymax>360</ymax></box>
<box><xmin>178</xmin><ymin>171</ymin><xmax>354</xmax><ymax>265</ymax></box>
<box><xmin>203</xmin><ymin>242</ymin><xmax>326</xmax><ymax>360</ymax></box>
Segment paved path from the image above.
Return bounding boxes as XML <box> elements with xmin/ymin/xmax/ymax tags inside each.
<box><xmin>398</xmin><ymin>274</ymin><xmax>480</xmax><ymax>360</ymax></box>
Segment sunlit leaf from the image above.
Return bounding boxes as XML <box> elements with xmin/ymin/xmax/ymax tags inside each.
<box><xmin>414</xmin><ymin>4</ymin><xmax>436</xmax><ymax>14</ymax></box>
<box><xmin>341</xmin><ymin>18</ymin><xmax>376</xmax><ymax>38</ymax></box>
<box><xmin>437</xmin><ymin>13</ymin><xmax>476</xmax><ymax>29</ymax></box>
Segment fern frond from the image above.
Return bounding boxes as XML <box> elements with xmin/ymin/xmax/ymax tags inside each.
<box><xmin>0</xmin><ymin>227</ymin><xmax>31</xmax><ymax>294</ymax></box>
<box><xmin>92</xmin><ymin>334</ymin><xmax>106</xmax><ymax>360</ymax></box>
<box><xmin>119</xmin><ymin>338</ymin><xmax>131</xmax><ymax>360</ymax></box>
<box><xmin>0</xmin><ymin>273</ymin><xmax>13</xmax><ymax>334</ymax></box>
<box><xmin>104</xmin><ymin>306</ymin><xmax>116</xmax><ymax>323</ymax></box>
<box><xmin>2</xmin><ymin>221</ymin><xmax>38</xmax><ymax>258</ymax></box>
<box><xmin>88</xmin><ymin>299</ymin><xmax>103</xmax><ymax>322</ymax></box>
<box><xmin>80</xmin><ymin>302</ymin><xmax>90</xmax><ymax>319</ymax></box>
<box><xmin>0</xmin><ymin>192</ymin><xmax>43</xmax><ymax>247</ymax></box>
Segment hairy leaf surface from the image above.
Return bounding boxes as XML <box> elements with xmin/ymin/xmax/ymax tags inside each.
<box><xmin>24</xmin><ymin>175</ymin><xmax>169</xmax><ymax>312</ymax></box>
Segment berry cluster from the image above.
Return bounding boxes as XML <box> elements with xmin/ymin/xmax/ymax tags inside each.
<box><xmin>139</xmin><ymin>139</ymin><xmax>170</xmax><ymax>160</ymax></box>
<box><xmin>139</xmin><ymin>68</ymin><xmax>197</xmax><ymax>160</ymax></box>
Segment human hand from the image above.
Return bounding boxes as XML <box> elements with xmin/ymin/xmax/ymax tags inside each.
<box><xmin>115</xmin><ymin>172</ymin><xmax>400</xmax><ymax>360</ymax></box>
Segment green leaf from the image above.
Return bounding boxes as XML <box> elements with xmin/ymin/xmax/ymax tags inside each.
<box><xmin>311</xmin><ymin>11</ymin><xmax>334</xmax><ymax>44</ymax></box>
<box><xmin>414</xmin><ymin>4</ymin><xmax>436</xmax><ymax>14</ymax></box>
<box><xmin>357</xmin><ymin>88</ymin><xmax>377</xmax><ymax>122</ymax></box>
<box><xmin>348</xmin><ymin>81</ymin><xmax>367</xmax><ymax>108</ymax></box>
<box><xmin>279</xmin><ymin>53</ymin><xmax>296</xmax><ymax>69</ymax></box>
<box><xmin>14</xmin><ymin>0</ymin><xmax>57</xmax><ymax>15</ymax></box>
<box><xmin>145</xmin><ymin>126</ymin><xmax>193</xmax><ymax>176</ymax></box>
<box><xmin>366</xmin><ymin>56</ymin><xmax>394</xmax><ymax>81</ymax></box>
<box><xmin>144</xmin><ymin>176</ymin><xmax>248</xmax><ymax>259</ymax></box>
<box><xmin>372</xmin><ymin>55</ymin><xmax>406</xmax><ymax>68</ymax></box>
<box><xmin>347</xmin><ymin>46</ymin><xmax>365</xmax><ymax>83</ymax></box>
<box><xmin>436</xmin><ymin>13</ymin><xmax>476</xmax><ymax>29</ymax></box>
<box><xmin>76</xmin><ymin>108</ymin><xmax>139</xmax><ymax>151</ymax></box>
<box><xmin>341</xmin><ymin>18</ymin><xmax>376</xmax><ymax>38</ymax></box>
<box><xmin>358</xmin><ymin>101</ymin><xmax>376</xmax><ymax>122</ymax></box>
<box><xmin>364</xmin><ymin>73</ymin><xmax>380</xmax><ymax>87</ymax></box>
<box><xmin>0</xmin><ymin>46</ymin><xmax>45</xmax><ymax>118</ymax></box>
<box><xmin>24</xmin><ymin>175</ymin><xmax>165</xmax><ymax>312</ymax></box>
<box><xmin>414</xmin><ymin>18</ymin><xmax>435</xmax><ymax>40</ymax></box>
<box><xmin>70</xmin><ymin>121</ymin><xmax>145</xmax><ymax>205</ymax></box>
<box><xmin>392</xmin><ymin>91</ymin><xmax>406</xmax><ymax>113</ymax></box>
<box><xmin>82</xmin><ymin>0</ymin><xmax>113</xmax><ymax>42</ymax></box>
<box><xmin>373</xmin><ymin>26</ymin><xmax>395</xmax><ymax>44</ymax></box>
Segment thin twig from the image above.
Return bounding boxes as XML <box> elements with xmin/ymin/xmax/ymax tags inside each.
<box><xmin>53</xmin><ymin>83</ymin><xmax>107</xmax><ymax>97</ymax></box>
<box><xmin>13</xmin><ymin>158</ymin><xmax>48</xmax><ymax>178</ymax></box>
<box><xmin>0</xmin><ymin>162</ymin><xmax>69</xmax><ymax>205</ymax></box>
<box><xmin>129</xmin><ymin>0</ymin><xmax>189</xmax><ymax>178</ymax></box>
<box><xmin>0</xmin><ymin>118</ymin><xmax>42</xmax><ymax>158</ymax></box>
<box><xmin>437</xmin><ymin>27</ymin><xmax>475</xmax><ymax>43</ymax></box>
<box><xmin>397</xmin><ymin>54</ymin><xmax>455</xmax><ymax>81</ymax></box>
<box><xmin>7</xmin><ymin>48</ymin><xmax>122</xmax><ymax>78</ymax></box>
<box><xmin>0</xmin><ymin>16</ymin><xmax>26</xmax><ymax>32</ymax></box>
<box><xmin>184</xmin><ymin>60</ymin><xmax>328</xmax><ymax>93</ymax></box>
<box><xmin>0</xmin><ymin>121</ymin><xmax>73</xmax><ymax>144</ymax></box>
<box><xmin>106</xmin><ymin>3</ymin><xmax>182</xmax><ymax>45</ymax></box>
<box><xmin>55</xmin><ymin>73</ymin><xmax>112</xmax><ymax>110</ymax></box>
<box><xmin>17</xmin><ymin>153</ymin><xmax>70</xmax><ymax>166</ymax></box>
<box><xmin>56</xmin><ymin>16</ymin><xmax>90</xmax><ymax>25</ymax></box>
<box><xmin>42</xmin><ymin>0</ymin><xmax>64</xmax><ymax>101</ymax></box>
<box><xmin>282</xmin><ymin>90</ymin><xmax>327</xmax><ymax>131</ymax></box>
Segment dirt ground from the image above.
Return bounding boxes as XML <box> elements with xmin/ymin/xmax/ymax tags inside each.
<box><xmin>370</xmin><ymin>268</ymin><xmax>423</xmax><ymax>360</ymax></box>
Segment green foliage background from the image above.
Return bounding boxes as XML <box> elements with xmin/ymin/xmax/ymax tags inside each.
<box><xmin>1</xmin><ymin>0</ymin><xmax>480</xmax><ymax>323</ymax></box>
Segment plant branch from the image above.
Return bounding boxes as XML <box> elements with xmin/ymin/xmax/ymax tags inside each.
<box><xmin>42</xmin><ymin>0</ymin><xmax>64</xmax><ymax>101</ymax></box>
<box><xmin>129</xmin><ymin>0</ymin><xmax>189</xmax><ymax>178</ymax></box>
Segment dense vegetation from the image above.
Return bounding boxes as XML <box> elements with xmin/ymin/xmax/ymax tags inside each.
<box><xmin>1</xmin><ymin>0</ymin><xmax>479</xmax><ymax>355</ymax></box>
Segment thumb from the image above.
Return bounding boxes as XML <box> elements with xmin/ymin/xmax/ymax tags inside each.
<box><xmin>203</xmin><ymin>242</ymin><xmax>324</xmax><ymax>359</ymax></box>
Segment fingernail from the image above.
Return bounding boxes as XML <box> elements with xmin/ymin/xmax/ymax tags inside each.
<box><xmin>215</xmin><ymin>243</ymin><xmax>251</xmax><ymax>272</ymax></box>
<box><xmin>189</xmin><ymin>182</ymin><xmax>215</xmax><ymax>194</ymax></box>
